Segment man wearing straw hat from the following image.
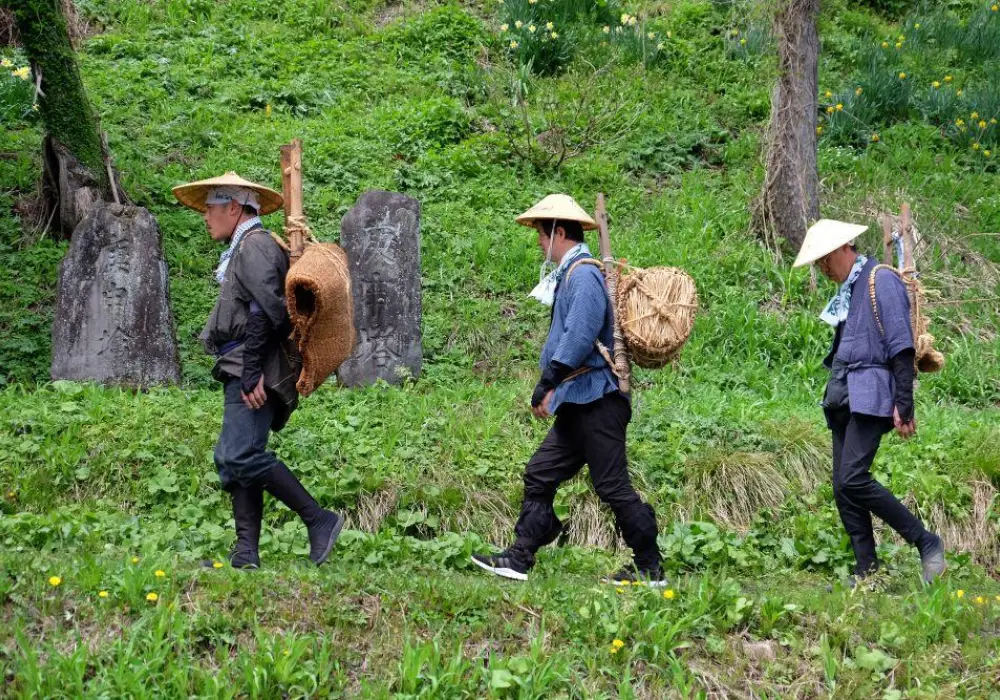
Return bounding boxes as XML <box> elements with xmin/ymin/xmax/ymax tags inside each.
<box><xmin>794</xmin><ymin>219</ymin><xmax>945</xmax><ymax>586</ymax></box>
<box><xmin>471</xmin><ymin>194</ymin><xmax>665</xmax><ymax>585</ymax></box>
<box><xmin>173</xmin><ymin>172</ymin><xmax>344</xmax><ymax>569</ymax></box>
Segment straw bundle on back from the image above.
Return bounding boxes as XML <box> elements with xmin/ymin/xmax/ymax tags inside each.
<box><xmin>616</xmin><ymin>266</ymin><xmax>698</xmax><ymax>368</ymax></box>
<box><xmin>286</xmin><ymin>243</ymin><xmax>356</xmax><ymax>396</ymax></box>
<box><xmin>279</xmin><ymin>139</ymin><xmax>357</xmax><ymax>397</ymax></box>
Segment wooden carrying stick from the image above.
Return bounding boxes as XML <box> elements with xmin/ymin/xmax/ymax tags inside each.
<box><xmin>595</xmin><ymin>193</ymin><xmax>631</xmax><ymax>394</ymax></box>
<box><xmin>281</xmin><ymin>138</ymin><xmax>306</xmax><ymax>264</ymax></box>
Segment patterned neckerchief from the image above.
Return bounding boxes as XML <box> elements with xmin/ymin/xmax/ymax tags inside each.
<box><xmin>820</xmin><ymin>254</ymin><xmax>869</xmax><ymax>327</ymax></box>
<box><xmin>215</xmin><ymin>216</ymin><xmax>262</xmax><ymax>285</ymax></box>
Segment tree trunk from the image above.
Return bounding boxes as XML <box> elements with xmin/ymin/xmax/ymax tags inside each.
<box><xmin>755</xmin><ymin>0</ymin><xmax>820</xmax><ymax>253</ymax></box>
<box><xmin>10</xmin><ymin>0</ymin><xmax>113</xmax><ymax>236</ymax></box>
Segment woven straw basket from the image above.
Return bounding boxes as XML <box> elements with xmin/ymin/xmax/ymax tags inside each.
<box><xmin>616</xmin><ymin>266</ymin><xmax>698</xmax><ymax>368</ymax></box>
<box><xmin>285</xmin><ymin>243</ymin><xmax>356</xmax><ymax>397</ymax></box>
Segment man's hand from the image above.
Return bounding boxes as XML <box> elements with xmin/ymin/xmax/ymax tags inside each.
<box><xmin>242</xmin><ymin>376</ymin><xmax>267</xmax><ymax>410</ymax></box>
<box><xmin>531</xmin><ymin>390</ymin><xmax>553</xmax><ymax>420</ymax></box>
<box><xmin>893</xmin><ymin>406</ymin><xmax>916</xmax><ymax>439</ymax></box>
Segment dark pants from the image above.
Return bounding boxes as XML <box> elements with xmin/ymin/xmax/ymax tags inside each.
<box><xmin>827</xmin><ymin>409</ymin><xmax>929</xmax><ymax>576</ymax></box>
<box><xmin>513</xmin><ymin>392</ymin><xmax>661</xmax><ymax>570</ymax></box>
<box><xmin>214</xmin><ymin>378</ymin><xmax>282</xmax><ymax>491</ymax></box>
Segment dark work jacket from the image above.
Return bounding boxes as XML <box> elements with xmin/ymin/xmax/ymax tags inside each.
<box><xmin>200</xmin><ymin>226</ymin><xmax>301</xmax><ymax>425</ymax></box>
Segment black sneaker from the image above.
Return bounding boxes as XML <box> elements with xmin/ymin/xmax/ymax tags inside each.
<box><xmin>471</xmin><ymin>550</ymin><xmax>531</xmax><ymax>581</ymax></box>
<box><xmin>200</xmin><ymin>549</ymin><xmax>260</xmax><ymax>570</ymax></box>
<box><xmin>603</xmin><ymin>565</ymin><xmax>668</xmax><ymax>588</ymax></box>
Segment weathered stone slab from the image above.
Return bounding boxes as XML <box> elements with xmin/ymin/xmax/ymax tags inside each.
<box><xmin>337</xmin><ymin>190</ymin><xmax>421</xmax><ymax>386</ymax></box>
<box><xmin>51</xmin><ymin>203</ymin><xmax>181</xmax><ymax>386</ymax></box>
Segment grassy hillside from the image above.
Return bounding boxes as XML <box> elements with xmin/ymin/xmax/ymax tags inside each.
<box><xmin>2</xmin><ymin>0</ymin><xmax>1000</xmax><ymax>696</ymax></box>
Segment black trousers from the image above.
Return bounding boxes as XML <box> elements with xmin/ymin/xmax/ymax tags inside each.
<box><xmin>827</xmin><ymin>409</ymin><xmax>929</xmax><ymax>575</ymax></box>
<box><xmin>214</xmin><ymin>378</ymin><xmax>282</xmax><ymax>492</ymax></box>
<box><xmin>512</xmin><ymin>392</ymin><xmax>661</xmax><ymax>569</ymax></box>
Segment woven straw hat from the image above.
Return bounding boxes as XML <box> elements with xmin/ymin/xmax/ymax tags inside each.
<box><xmin>793</xmin><ymin>219</ymin><xmax>869</xmax><ymax>268</ymax></box>
<box><xmin>172</xmin><ymin>171</ymin><xmax>283</xmax><ymax>215</ymax></box>
<box><xmin>515</xmin><ymin>194</ymin><xmax>598</xmax><ymax>231</ymax></box>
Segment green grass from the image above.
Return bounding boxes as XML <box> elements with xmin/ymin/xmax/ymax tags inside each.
<box><xmin>2</xmin><ymin>0</ymin><xmax>1000</xmax><ymax>695</ymax></box>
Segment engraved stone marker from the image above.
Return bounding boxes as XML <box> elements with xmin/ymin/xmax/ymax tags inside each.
<box><xmin>51</xmin><ymin>203</ymin><xmax>181</xmax><ymax>386</ymax></box>
<box><xmin>336</xmin><ymin>190</ymin><xmax>421</xmax><ymax>386</ymax></box>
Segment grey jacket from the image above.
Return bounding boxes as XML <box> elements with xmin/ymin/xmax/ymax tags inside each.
<box><xmin>201</xmin><ymin>226</ymin><xmax>301</xmax><ymax>416</ymax></box>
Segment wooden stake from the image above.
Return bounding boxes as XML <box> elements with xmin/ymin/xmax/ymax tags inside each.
<box><xmin>281</xmin><ymin>139</ymin><xmax>306</xmax><ymax>263</ymax></box>
<box><xmin>596</xmin><ymin>193</ymin><xmax>630</xmax><ymax>395</ymax></box>
<box><xmin>881</xmin><ymin>214</ymin><xmax>894</xmax><ymax>266</ymax></box>
<box><xmin>900</xmin><ymin>202</ymin><xmax>914</xmax><ymax>274</ymax></box>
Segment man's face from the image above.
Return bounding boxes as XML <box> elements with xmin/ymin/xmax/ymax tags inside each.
<box><xmin>816</xmin><ymin>244</ymin><xmax>854</xmax><ymax>283</ymax></box>
<box><xmin>203</xmin><ymin>201</ymin><xmax>239</xmax><ymax>242</ymax></box>
<box><xmin>535</xmin><ymin>223</ymin><xmax>551</xmax><ymax>256</ymax></box>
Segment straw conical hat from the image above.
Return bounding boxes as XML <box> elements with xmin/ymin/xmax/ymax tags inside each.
<box><xmin>515</xmin><ymin>194</ymin><xmax>597</xmax><ymax>230</ymax></box>
<box><xmin>172</xmin><ymin>171</ymin><xmax>283</xmax><ymax>215</ymax></box>
<box><xmin>793</xmin><ymin>219</ymin><xmax>869</xmax><ymax>268</ymax></box>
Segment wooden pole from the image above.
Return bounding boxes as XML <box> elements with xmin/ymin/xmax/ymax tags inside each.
<box><xmin>595</xmin><ymin>193</ymin><xmax>630</xmax><ymax>394</ymax></box>
<box><xmin>900</xmin><ymin>202</ymin><xmax>915</xmax><ymax>274</ymax></box>
<box><xmin>280</xmin><ymin>139</ymin><xmax>306</xmax><ymax>264</ymax></box>
<box><xmin>881</xmin><ymin>214</ymin><xmax>894</xmax><ymax>266</ymax></box>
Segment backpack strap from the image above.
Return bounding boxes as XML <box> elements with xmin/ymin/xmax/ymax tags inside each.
<box><xmin>565</xmin><ymin>257</ymin><xmax>604</xmax><ymax>282</ymax></box>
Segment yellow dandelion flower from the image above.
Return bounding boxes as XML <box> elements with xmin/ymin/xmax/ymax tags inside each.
<box><xmin>995</xmin><ymin>595</ymin><xmax>1000</xmax><ymax>602</ymax></box>
<box><xmin>98</xmin><ymin>590</ymin><xmax>109</xmax><ymax>598</ymax></box>
<box><xmin>976</xmin><ymin>596</ymin><xmax>986</xmax><ymax>605</ymax></box>
<box><xmin>979</xmin><ymin>120</ymin><xmax>987</xmax><ymax>129</ymax></box>
<box><xmin>628</xmin><ymin>16</ymin><xmax>636</xmax><ymax>26</ymax></box>
<box><xmin>283</xmin><ymin>649</ymin><xmax>291</xmax><ymax>656</ymax></box>
<box><xmin>212</xmin><ymin>561</ymin><xmax>224</xmax><ymax>569</ymax></box>
<box><xmin>546</xmin><ymin>21</ymin><xmax>554</xmax><ymax>30</ymax></box>
<box><xmin>146</xmin><ymin>592</ymin><xmax>159</xmax><ymax>602</ymax></box>
<box><xmin>621</xmin><ymin>13</ymin><xmax>630</xmax><ymax>24</ymax></box>
<box><xmin>509</xmin><ymin>40</ymin><xmax>519</xmax><ymax>49</ymax></box>
<box><xmin>824</xmin><ymin>90</ymin><xmax>832</xmax><ymax>98</ymax></box>
<box><xmin>602</xmin><ymin>25</ymin><xmax>610</xmax><ymax>33</ymax></box>
<box><xmin>0</xmin><ymin>58</ymin><xmax>11</xmax><ymax>68</ymax></box>
<box><xmin>932</xmin><ymin>81</ymin><xmax>941</xmax><ymax>88</ymax></box>
<box><xmin>986</xmin><ymin>150</ymin><xmax>993</xmax><ymax>158</ymax></box>
<box><xmin>895</xmin><ymin>42</ymin><xmax>902</xmax><ymax>49</ymax></box>
<box><xmin>816</xmin><ymin>126</ymin><xmax>824</xmax><ymax>135</ymax></box>
<box><xmin>898</xmin><ymin>35</ymin><xmax>905</xmax><ymax>42</ymax></box>
<box><xmin>993</xmin><ymin>4</ymin><xmax>999</xmax><ymax>10</ymax></box>
<box><xmin>264</xmin><ymin>103</ymin><xmax>271</xmax><ymax>118</ymax></box>
<box><xmin>612</xmin><ymin>639</ymin><xmax>625</xmax><ymax>649</ymax></box>
<box><xmin>826</xmin><ymin>106</ymin><xmax>834</xmax><ymax>114</ymax></box>
<box><xmin>528</xmin><ymin>24</ymin><xmax>536</xmax><ymax>33</ymax></box>
<box><xmin>13</xmin><ymin>66</ymin><xmax>30</xmax><ymax>80</ymax></box>
<box><xmin>663</xmin><ymin>589</ymin><xmax>676</xmax><ymax>599</ymax></box>
<box><xmin>500</xmin><ymin>23</ymin><xmax>508</xmax><ymax>31</ymax></box>
<box><xmin>514</xmin><ymin>20</ymin><xmax>522</xmax><ymax>29</ymax></box>
<box><xmin>621</xmin><ymin>580</ymin><xmax>631</xmax><ymax>586</ymax></box>
<box><xmin>730</xmin><ymin>29</ymin><xmax>739</xmax><ymax>37</ymax></box>
<box><xmin>856</xmin><ymin>87</ymin><xmax>863</xmax><ymax>95</ymax></box>
<box><xmin>956</xmin><ymin>118</ymin><xmax>965</xmax><ymax>126</ymax></box>
<box><xmin>973</xmin><ymin>143</ymin><xmax>980</xmax><ymax>150</ymax></box>
<box><xmin>739</xmin><ymin>38</ymin><xmax>747</xmax><ymax>45</ymax></box>
<box><xmin>616</xmin><ymin>587</ymin><xmax>625</xmax><ymax>593</ymax></box>
<box><xmin>898</xmin><ymin>72</ymin><xmax>906</xmax><ymax>80</ymax></box>
<box><xmin>609</xmin><ymin>645</ymin><xmax>619</xmax><ymax>654</ymax></box>
<box><xmin>914</xmin><ymin>23</ymin><xmax>920</xmax><ymax>29</ymax></box>
<box><xmin>957</xmin><ymin>89</ymin><xmax>963</xmax><ymax>96</ymax></box>
<box><xmin>835</xmin><ymin>103</ymin><xmax>843</xmax><ymax>111</ymax></box>
<box><xmin>971</xmin><ymin>111</ymin><xmax>979</xmax><ymax>119</ymax></box>
<box><xmin>871</xmin><ymin>133</ymin><xmax>880</xmax><ymax>142</ymax></box>
<box><xmin>666</xmin><ymin>31</ymin><xmax>672</xmax><ymax>38</ymax></box>
<box><xmin>657</xmin><ymin>42</ymin><xmax>664</xmax><ymax>50</ymax></box>
<box><xmin>528</xmin><ymin>0</ymin><xmax>537</xmax><ymax>4</ymax></box>
<box><xmin>131</xmin><ymin>556</ymin><xmax>140</xmax><ymax>564</ymax></box>
<box><xmin>551</xmin><ymin>31</ymin><xmax>558</xmax><ymax>38</ymax></box>
<box><xmin>154</xmin><ymin>570</ymin><xmax>166</xmax><ymax>578</ymax></box>
<box><xmin>881</xmin><ymin>41</ymin><xmax>889</xmax><ymax>48</ymax></box>
<box><xmin>648</xmin><ymin>31</ymin><xmax>656</xmax><ymax>40</ymax></box>
<box><xmin>957</xmin><ymin>589</ymin><xmax>965</xmax><ymax>598</ymax></box>
<box><xmin>944</xmin><ymin>75</ymin><xmax>952</xmax><ymax>82</ymax></box>
<box><xmin>992</xmin><ymin>118</ymin><xmax>998</xmax><ymax>124</ymax></box>
<box><xmin>48</xmin><ymin>576</ymin><xmax>62</xmax><ymax>587</ymax></box>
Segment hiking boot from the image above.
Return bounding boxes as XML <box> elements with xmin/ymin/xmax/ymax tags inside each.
<box><xmin>307</xmin><ymin>509</ymin><xmax>345</xmax><ymax>566</ymax></box>
<box><xmin>471</xmin><ymin>549</ymin><xmax>531</xmax><ymax>581</ymax></box>
<box><xmin>919</xmin><ymin>534</ymin><xmax>946</xmax><ymax>584</ymax></box>
<box><xmin>603</xmin><ymin>565</ymin><xmax>668</xmax><ymax>588</ymax></box>
<box><xmin>202</xmin><ymin>485</ymin><xmax>262</xmax><ymax>570</ymax></box>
